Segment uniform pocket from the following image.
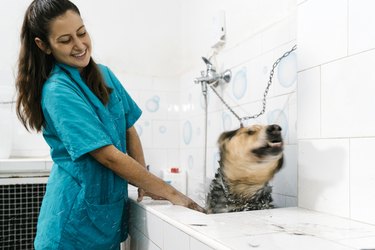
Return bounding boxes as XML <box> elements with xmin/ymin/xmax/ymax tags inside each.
<box><xmin>61</xmin><ymin>191</ymin><xmax>125</xmax><ymax>249</ymax></box>
<box><xmin>84</xmin><ymin>198</ymin><xmax>125</xmax><ymax>237</ymax></box>
<box><xmin>108</xmin><ymin>97</ymin><xmax>126</xmax><ymax>120</ymax></box>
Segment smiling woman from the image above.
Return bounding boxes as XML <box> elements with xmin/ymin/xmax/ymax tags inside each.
<box><xmin>34</xmin><ymin>11</ymin><xmax>91</xmax><ymax>71</ymax></box>
<box><xmin>14</xmin><ymin>0</ymin><xmax>204</xmax><ymax>249</ymax></box>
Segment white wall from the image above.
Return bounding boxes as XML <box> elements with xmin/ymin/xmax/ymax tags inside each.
<box><xmin>297</xmin><ymin>0</ymin><xmax>375</xmax><ymax>224</ymax></box>
<box><xmin>0</xmin><ymin>0</ymin><xmax>183</xmax><ymax>158</ymax></box>
<box><xmin>179</xmin><ymin>0</ymin><xmax>297</xmax><ymax>206</ymax></box>
<box><xmin>75</xmin><ymin>0</ymin><xmax>183</xmax><ymax>77</ymax></box>
<box><xmin>0</xmin><ymin>1</ymin><xmax>50</xmax><ymax>158</ymax></box>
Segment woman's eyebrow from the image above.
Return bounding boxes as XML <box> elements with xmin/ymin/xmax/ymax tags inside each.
<box><xmin>77</xmin><ymin>25</ymin><xmax>85</xmax><ymax>32</ymax></box>
<box><xmin>57</xmin><ymin>25</ymin><xmax>85</xmax><ymax>40</ymax></box>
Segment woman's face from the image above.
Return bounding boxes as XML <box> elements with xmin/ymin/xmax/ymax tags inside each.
<box><xmin>47</xmin><ymin>10</ymin><xmax>92</xmax><ymax>70</ymax></box>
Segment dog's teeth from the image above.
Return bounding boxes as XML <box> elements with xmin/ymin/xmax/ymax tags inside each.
<box><xmin>268</xmin><ymin>142</ymin><xmax>282</xmax><ymax>147</ymax></box>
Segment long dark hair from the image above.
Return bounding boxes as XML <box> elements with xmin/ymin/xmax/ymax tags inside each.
<box><xmin>16</xmin><ymin>0</ymin><xmax>111</xmax><ymax>132</ymax></box>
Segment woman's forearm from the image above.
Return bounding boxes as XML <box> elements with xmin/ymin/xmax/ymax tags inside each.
<box><xmin>90</xmin><ymin>144</ymin><xmax>181</xmax><ymax>202</ymax></box>
<box><xmin>126</xmin><ymin>126</ymin><xmax>146</xmax><ymax>168</ymax></box>
<box><xmin>90</xmin><ymin>128</ymin><xmax>205</xmax><ymax>212</ymax></box>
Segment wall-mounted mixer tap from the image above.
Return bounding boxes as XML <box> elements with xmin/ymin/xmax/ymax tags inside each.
<box><xmin>194</xmin><ymin>57</ymin><xmax>231</xmax><ymax>88</ymax></box>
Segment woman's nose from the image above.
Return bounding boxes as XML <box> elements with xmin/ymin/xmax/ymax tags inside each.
<box><xmin>72</xmin><ymin>36</ymin><xmax>85</xmax><ymax>50</ymax></box>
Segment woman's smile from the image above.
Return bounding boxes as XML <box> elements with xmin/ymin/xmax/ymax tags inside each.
<box><xmin>72</xmin><ymin>49</ymin><xmax>87</xmax><ymax>59</ymax></box>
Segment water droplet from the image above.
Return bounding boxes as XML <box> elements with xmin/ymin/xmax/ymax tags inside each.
<box><xmin>277</xmin><ymin>52</ymin><xmax>297</xmax><ymax>88</ymax></box>
<box><xmin>183</xmin><ymin>121</ymin><xmax>192</xmax><ymax>145</ymax></box>
<box><xmin>145</xmin><ymin>95</ymin><xmax>160</xmax><ymax>112</ymax></box>
<box><xmin>135</xmin><ymin>124</ymin><xmax>143</xmax><ymax>136</ymax></box>
<box><xmin>159</xmin><ymin>125</ymin><xmax>167</xmax><ymax>134</ymax></box>
<box><xmin>222</xmin><ymin>112</ymin><xmax>232</xmax><ymax>130</ymax></box>
<box><xmin>232</xmin><ymin>67</ymin><xmax>247</xmax><ymax>100</ymax></box>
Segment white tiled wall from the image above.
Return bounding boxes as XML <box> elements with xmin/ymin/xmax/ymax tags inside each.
<box><xmin>350</xmin><ymin>138</ymin><xmax>375</xmax><ymax>225</ymax></box>
<box><xmin>298</xmin><ymin>0</ymin><xmax>375</xmax><ymax>224</ymax></box>
<box><xmin>348</xmin><ymin>0</ymin><xmax>375</xmax><ymax>55</ymax></box>
<box><xmin>298</xmin><ymin>139</ymin><xmax>350</xmax><ymax>218</ymax></box>
<box><xmin>321</xmin><ymin>50</ymin><xmax>375</xmax><ymax>137</ymax></box>
<box><xmin>180</xmin><ymin>0</ymin><xmax>298</xmax><ymax>208</ymax></box>
<box><xmin>297</xmin><ymin>0</ymin><xmax>347</xmax><ymax>71</ymax></box>
<box><xmin>0</xmin><ymin>1</ymin><xmax>54</xmax><ymax>158</ymax></box>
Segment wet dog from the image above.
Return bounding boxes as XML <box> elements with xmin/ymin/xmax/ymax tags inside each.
<box><xmin>206</xmin><ymin>124</ymin><xmax>284</xmax><ymax>214</ymax></box>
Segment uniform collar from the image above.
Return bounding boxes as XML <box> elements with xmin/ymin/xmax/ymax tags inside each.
<box><xmin>55</xmin><ymin>62</ymin><xmax>82</xmax><ymax>80</ymax></box>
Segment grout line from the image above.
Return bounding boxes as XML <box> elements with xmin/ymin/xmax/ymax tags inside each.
<box><xmin>319</xmin><ymin>65</ymin><xmax>322</xmax><ymax>138</ymax></box>
<box><xmin>347</xmin><ymin>0</ymin><xmax>349</xmax><ymax>56</ymax></box>
<box><xmin>348</xmin><ymin>138</ymin><xmax>351</xmax><ymax>219</ymax></box>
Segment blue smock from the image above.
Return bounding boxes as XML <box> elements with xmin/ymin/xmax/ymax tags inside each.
<box><xmin>34</xmin><ymin>62</ymin><xmax>142</xmax><ymax>250</ymax></box>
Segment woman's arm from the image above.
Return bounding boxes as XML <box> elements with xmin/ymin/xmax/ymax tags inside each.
<box><xmin>126</xmin><ymin>126</ymin><xmax>146</xmax><ymax>168</ymax></box>
<box><xmin>90</xmin><ymin>143</ymin><xmax>205</xmax><ymax>212</ymax></box>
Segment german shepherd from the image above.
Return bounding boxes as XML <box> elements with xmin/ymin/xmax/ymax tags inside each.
<box><xmin>206</xmin><ymin>124</ymin><xmax>284</xmax><ymax>214</ymax></box>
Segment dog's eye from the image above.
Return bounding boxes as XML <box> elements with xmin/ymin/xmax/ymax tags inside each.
<box><xmin>247</xmin><ymin>130</ymin><xmax>256</xmax><ymax>135</ymax></box>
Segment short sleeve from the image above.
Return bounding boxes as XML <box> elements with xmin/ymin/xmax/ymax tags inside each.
<box><xmin>102</xmin><ymin>66</ymin><xmax>142</xmax><ymax>129</ymax></box>
<box><xmin>42</xmin><ymin>81</ymin><xmax>112</xmax><ymax>161</ymax></box>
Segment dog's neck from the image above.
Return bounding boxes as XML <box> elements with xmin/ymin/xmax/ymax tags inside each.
<box><xmin>216</xmin><ymin>161</ymin><xmax>273</xmax><ymax>212</ymax></box>
<box><xmin>218</xmin><ymin>161</ymin><xmax>265</xmax><ymax>199</ymax></box>
<box><xmin>216</xmin><ymin>164</ymin><xmax>234</xmax><ymax>203</ymax></box>
<box><xmin>218</xmin><ymin>160</ymin><xmax>270</xmax><ymax>199</ymax></box>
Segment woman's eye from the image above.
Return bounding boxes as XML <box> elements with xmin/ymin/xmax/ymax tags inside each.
<box><xmin>59</xmin><ymin>39</ymin><xmax>71</xmax><ymax>44</ymax></box>
<box><xmin>78</xmin><ymin>32</ymin><xmax>86</xmax><ymax>37</ymax></box>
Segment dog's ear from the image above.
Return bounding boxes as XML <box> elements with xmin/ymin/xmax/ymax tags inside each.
<box><xmin>218</xmin><ymin>129</ymin><xmax>238</xmax><ymax>142</ymax></box>
<box><xmin>218</xmin><ymin>128</ymin><xmax>239</xmax><ymax>154</ymax></box>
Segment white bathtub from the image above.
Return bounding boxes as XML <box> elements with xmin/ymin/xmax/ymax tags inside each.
<box><xmin>128</xmin><ymin>186</ymin><xmax>375</xmax><ymax>250</ymax></box>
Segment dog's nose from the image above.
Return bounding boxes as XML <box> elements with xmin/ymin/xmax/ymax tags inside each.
<box><xmin>267</xmin><ymin>124</ymin><xmax>282</xmax><ymax>134</ymax></box>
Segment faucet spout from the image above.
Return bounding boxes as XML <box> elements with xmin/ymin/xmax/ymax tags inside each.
<box><xmin>194</xmin><ymin>76</ymin><xmax>209</xmax><ymax>84</ymax></box>
<box><xmin>194</xmin><ymin>56</ymin><xmax>232</xmax><ymax>86</ymax></box>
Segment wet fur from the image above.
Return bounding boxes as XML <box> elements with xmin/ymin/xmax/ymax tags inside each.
<box><xmin>206</xmin><ymin>124</ymin><xmax>284</xmax><ymax>214</ymax></box>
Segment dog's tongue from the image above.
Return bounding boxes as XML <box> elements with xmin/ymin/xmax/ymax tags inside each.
<box><xmin>267</xmin><ymin>142</ymin><xmax>283</xmax><ymax>148</ymax></box>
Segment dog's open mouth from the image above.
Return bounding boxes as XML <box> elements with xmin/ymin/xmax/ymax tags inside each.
<box><xmin>267</xmin><ymin>140</ymin><xmax>283</xmax><ymax>148</ymax></box>
<box><xmin>252</xmin><ymin>135</ymin><xmax>283</xmax><ymax>157</ymax></box>
<box><xmin>252</xmin><ymin>141</ymin><xmax>283</xmax><ymax>158</ymax></box>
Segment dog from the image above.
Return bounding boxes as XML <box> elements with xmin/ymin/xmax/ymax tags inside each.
<box><xmin>206</xmin><ymin>124</ymin><xmax>284</xmax><ymax>214</ymax></box>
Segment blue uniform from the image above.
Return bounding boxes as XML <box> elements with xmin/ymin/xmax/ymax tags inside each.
<box><xmin>34</xmin><ymin>63</ymin><xmax>142</xmax><ymax>249</ymax></box>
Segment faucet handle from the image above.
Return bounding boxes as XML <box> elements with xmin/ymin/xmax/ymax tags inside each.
<box><xmin>202</xmin><ymin>57</ymin><xmax>212</xmax><ymax>66</ymax></box>
<box><xmin>221</xmin><ymin>69</ymin><xmax>231</xmax><ymax>83</ymax></box>
<box><xmin>202</xmin><ymin>57</ymin><xmax>216</xmax><ymax>72</ymax></box>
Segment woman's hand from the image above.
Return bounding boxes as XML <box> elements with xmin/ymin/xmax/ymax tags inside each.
<box><xmin>137</xmin><ymin>188</ymin><xmax>165</xmax><ymax>202</ymax></box>
<box><xmin>170</xmin><ymin>192</ymin><xmax>206</xmax><ymax>213</ymax></box>
<box><xmin>90</xmin><ymin>145</ymin><xmax>205</xmax><ymax>213</ymax></box>
<box><xmin>137</xmin><ymin>187</ymin><xmax>205</xmax><ymax>213</ymax></box>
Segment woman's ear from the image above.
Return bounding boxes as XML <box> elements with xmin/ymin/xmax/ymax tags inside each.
<box><xmin>34</xmin><ymin>38</ymin><xmax>52</xmax><ymax>54</ymax></box>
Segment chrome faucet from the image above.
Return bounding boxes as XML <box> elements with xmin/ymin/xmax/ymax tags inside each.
<box><xmin>194</xmin><ymin>57</ymin><xmax>231</xmax><ymax>88</ymax></box>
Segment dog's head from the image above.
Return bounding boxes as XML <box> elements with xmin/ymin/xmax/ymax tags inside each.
<box><xmin>218</xmin><ymin>124</ymin><xmax>284</xmax><ymax>192</ymax></box>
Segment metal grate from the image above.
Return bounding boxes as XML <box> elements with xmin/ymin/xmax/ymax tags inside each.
<box><xmin>0</xmin><ymin>183</ymin><xmax>46</xmax><ymax>250</ymax></box>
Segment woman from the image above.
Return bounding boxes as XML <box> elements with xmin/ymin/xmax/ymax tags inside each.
<box><xmin>16</xmin><ymin>0</ymin><xmax>204</xmax><ymax>249</ymax></box>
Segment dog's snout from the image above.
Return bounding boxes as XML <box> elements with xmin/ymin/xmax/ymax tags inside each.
<box><xmin>267</xmin><ymin>124</ymin><xmax>281</xmax><ymax>135</ymax></box>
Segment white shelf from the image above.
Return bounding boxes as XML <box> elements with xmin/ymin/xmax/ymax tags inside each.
<box><xmin>0</xmin><ymin>157</ymin><xmax>52</xmax><ymax>174</ymax></box>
